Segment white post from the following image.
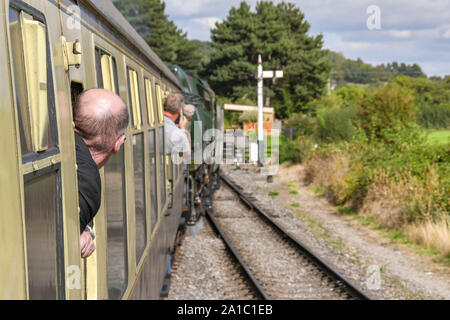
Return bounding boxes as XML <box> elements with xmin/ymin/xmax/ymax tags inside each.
<box><xmin>257</xmin><ymin>55</ymin><xmax>264</xmax><ymax>167</ymax></box>
<box><xmin>256</xmin><ymin>55</ymin><xmax>283</xmax><ymax>168</ymax></box>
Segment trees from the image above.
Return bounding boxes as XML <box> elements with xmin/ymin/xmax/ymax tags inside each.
<box><xmin>358</xmin><ymin>83</ymin><xmax>416</xmax><ymax>139</ymax></box>
<box><xmin>328</xmin><ymin>51</ymin><xmax>427</xmax><ymax>87</ymax></box>
<box><xmin>204</xmin><ymin>1</ymin><xmax>331</xmax><ymax>119</ymax></box>
<box><xmin>112</xmin><ymin>0</ymin><xmax>202</xmax><ymax>75</ymax></box>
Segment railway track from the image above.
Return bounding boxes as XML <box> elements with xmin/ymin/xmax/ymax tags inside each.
<box><xmin>168</xmin><ymin>216</ymin><xmax>261</xmax><ymax>300</ymax></box>
<box><xmin>205</xmin><ymin>173</ymin><xmax>372</xmax><ymax>300</ymax></box>
<box><xmin>205</xmin><ymin>211</ymin><xmax>270</xmax><ymax>300</ymax></box>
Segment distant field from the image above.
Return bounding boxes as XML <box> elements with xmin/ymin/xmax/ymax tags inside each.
<box><xmin>426</xmin><ymin>130</ymin><xmax>450</xmax><ymax>147</ymax></box>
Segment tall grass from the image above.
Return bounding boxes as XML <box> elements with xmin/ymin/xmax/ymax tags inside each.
<box><xmin>281</xmin><ymin>79</ymin><xmax>450</xmax><ymax>259</ymax></box>
<box><xmin>407</xmin><ymin>220</ymin><xmax>450</xmax><ymax>257</ymax></box>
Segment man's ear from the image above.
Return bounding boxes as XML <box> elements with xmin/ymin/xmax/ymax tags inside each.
<box><xmin>112</xmin><ymin>135</ymin><xmax>126</xmax><ymax>154</ymax></box>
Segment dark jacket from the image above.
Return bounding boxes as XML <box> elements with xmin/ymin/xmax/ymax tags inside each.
<box><xmin>75</xmin><ymin>133</ymin><xmax>101</xmax><ymax>233</ymax></box>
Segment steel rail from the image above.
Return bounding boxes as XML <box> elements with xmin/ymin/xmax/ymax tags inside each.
<box><xmin>205</xmin><ymin>209</ymin><xmax>271</xmax><ymax>300</ymax></box>
<box><xmin>220</xmin><ymin>173</ymin><xmax>373</xmax><ymax>301</ymax></box>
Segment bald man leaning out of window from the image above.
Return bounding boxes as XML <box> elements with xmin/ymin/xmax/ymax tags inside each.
<box><xmin>73</xmin><ymin>89</ymin><xmax>129</xmax><ymax>259</ymax></box>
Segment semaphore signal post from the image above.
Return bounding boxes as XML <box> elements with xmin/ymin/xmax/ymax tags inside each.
<box><xmin>257</xmin><ymin>55</ymin><xmax>283</xmax><ymax>167</ymax></box>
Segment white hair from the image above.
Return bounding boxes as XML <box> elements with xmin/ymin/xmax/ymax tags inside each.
<box><xmin>183</xmin><ymin>104</ymin><xmax>196</xmax><ymax>118</ymax></box>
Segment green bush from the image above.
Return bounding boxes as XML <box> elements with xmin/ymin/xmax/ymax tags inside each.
<box><xmin>417</xmin><ymin>103</ymin><xmax>450</xmax><ymax>129</ymax></box>
<box><xmin>279</xmin><ymin>135</ymin><xmax>315</xmax><ymax>164</ymax></box>
<box><xmin>334</xmin><ymin>86</ymin><xmax>366</xmax><ymax>105</ymax></box>
<box><xmin>359</xmin><ymin>83</ymin><xmax>416</xmax><ymax>140</ymax></box>
<box><xmin>305</xmin><ymin>94</ymin><xmax>341</xmax><ymax>115</ymax></box>
<box><xmin>283</xmin><ymin>113</ymin><xmax>317</xmax><ymax>137</ymax></box>
<box><xmin>279</xmin><ymin>135</ymin><xmax>303</xmax><ymax>163</ymax></box>
<box><xmin>315</xmin><ymin>106</ymin><xmax>358</xmax><ymax>142</ymax></box>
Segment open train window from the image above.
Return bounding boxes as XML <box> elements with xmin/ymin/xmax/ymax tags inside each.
<box><xmin>71</xmin><ymin>82</ymin><xmax>84</xmax><ymax>109</ymax></box>
<box><xmin>8</xmin><ymin>2</ymin><xmax>64</xmax><ymax>300</ymax></box>
<box><xmin>155</xmin><ymin>83</ymin><xmax>164</xmax><ymax>124</ymax></box>
<box><xmin>9</xmin><ymin>5</ymin><xmax>58</xmax><ymax>158</ymax></box>
<box><xmin>127</xmin><ymin>67</ymin><xmax>143</xmax><ymax>130</ymax></box>
<box><xmin>144</xmin><ymin>78</ymin><xmax>156</xmax><ymax>127</ymax></box>
<box><xmin>95</xmin><ymin>48</ymin><xmax>119</xmax><ymax>94</ymax></box>
<box><xmin>95</xmin><ymin>46</ymin><xmax>128</xmax><ymax>300</ymax></box>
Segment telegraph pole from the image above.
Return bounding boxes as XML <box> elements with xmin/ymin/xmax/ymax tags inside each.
<box><xmin>257</xmin><ymin>55</ymin><xmax>283</xmax><ymax>167</ymax></box>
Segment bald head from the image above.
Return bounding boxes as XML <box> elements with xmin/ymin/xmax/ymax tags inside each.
<box><xmin>183</xmin><ymin>104</ymin><xmax>196</xmax><ymax>119</ymax></box>
<box><xmin>74</xmin><ymin>89</ymin><xmax>129</xmax><ymax>152</ymax></box>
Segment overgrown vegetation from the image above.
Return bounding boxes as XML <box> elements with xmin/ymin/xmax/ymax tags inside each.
<box><xmin>328</xmin><ymin>51</ymin><xmax>426</xmax><ymax>87</ymax></box>
<box><xmin>282</xmin><ymin>75</ymin><xmax>450</xmax><ymax>259</ymax></box>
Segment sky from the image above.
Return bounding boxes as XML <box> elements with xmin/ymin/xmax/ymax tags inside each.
<box><xmin>164</xmin><ymin>0</ymin><xmax>450</xmax><ymax>77</ymax></box>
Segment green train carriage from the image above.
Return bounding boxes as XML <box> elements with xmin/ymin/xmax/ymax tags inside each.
<box><xmin>171</xmin><ymin>65</ymin><xmax>224</xmax><ymax>225</ymax></box>
<box><xmin>0</xmin><ymin>0</ymin><xmax>193</xmax><ymax>300</ymax></box>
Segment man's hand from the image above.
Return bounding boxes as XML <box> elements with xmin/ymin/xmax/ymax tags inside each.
<box><xmin>178</xmin><ymin>115</ymin><xmax>187</xmax><ymax>131</ymax></box>
<box><xmin>80</xmin><ymin>230</ymin><xmax>96</xmax><ymax>259</ymax></box>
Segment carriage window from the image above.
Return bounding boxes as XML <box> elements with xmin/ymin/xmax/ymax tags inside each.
<box><xmin>149</xmin><ymin>130</ymin><xmax>158</xmax><ymax>231</ymax></box>
<box><xmin>127</xmin><ymin>68</ymin><xmax>142</xmax><ymax>130</ymax></box>
<box><xmin>133</xmin><ymin>134</ymin><xmax>147</xmax><ymax>263</ymax></box>
<box><xmin>145</xmin><ymin>78</ymin><xmax>155</xmax><ymax>127</ymax></box>
<box><xmin>95</xmin><ymin>47</ymin><xmax>128</xmax><ymax>300</ymax></box>
<box><xmin>9</xmin><ymin>4</ymin><xmax>63</xmax><ymax>300</ymax></box>
<box><xmin>24</xmin><ymin>171</ymin><xmax>61</xmax><ymax>300</ymax></box>
<box><xmin>9</xmin><ymin>7</ymin><xmax>57</xmax><ymax>157</ymax></box>
<box><xmin>95</xmin><ymin>48</ymin><xmax>119</xmax><ymax>93</ymax></box>
<box><xmin>104</xmin><ymin>147</ymin><xmax>128</xmax><ymax>300</ymax></box>
<box><xmin>71</xmin><ymin>82</ymin><xmax>84</xmax><ymax>109</ymax></box>
<box><xmin>158</xmin><ymin>127</ymin><xmax>167</xmax><ymax>208</ymax></box>
<box><xmin>155</xmin><ymin>84</ymin><xmax>164</xmax><ymax>124</ymax></box>
<box><xmin>101</xmin><ymin>54</ymin><xmax>116</xmax><ymax>92</ymax></box>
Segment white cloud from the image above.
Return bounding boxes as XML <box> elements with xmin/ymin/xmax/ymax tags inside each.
<box><xmin>441</xmin><ymin>26</ymin><xmax>450</xmax><ymax>39</ymax></box>
<box><xmin>389</xmin><ymin>30</ymin><xmax>412</xmax><ymax>39</ymax></box>
<box><xmin>192</xmin><ymin>17</ymin><xmax>221</xmax><ymax>29</ymax></box>
<box><xmin>164</xmin><ymin>0</ymin><xmax>450</xmax><ymax>76</ymax></box>
<box><xmin>165</xmin><ymin>0</ymin><xmax>230</xmax><ymax>18</ymax></box>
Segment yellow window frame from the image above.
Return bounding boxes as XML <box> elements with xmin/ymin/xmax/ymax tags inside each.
<box><xmin>155</xmin><ymin>83</ymin><xmax>164</xmax><ymax>125</ymax></box>
<box><xmin>144</xmin><ymin>78</ymin><xmax>155</xmax><ymax>127</ymax></box>
<box><xmin>100</xmin><ymin>53</ymin><xmax>116</xmax><ymax>92</ymax></box>
<box><xmin>128</xmin><ymin>68</ymin><xmax>142</xmax><ymax>130</ymax></box>
<box><xmin>10</xmin><ymin>11</ymin><xmax>49</xmax><ymax>153</ymax></box>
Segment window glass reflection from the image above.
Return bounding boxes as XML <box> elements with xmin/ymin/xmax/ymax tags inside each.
<box><xmin>104</xmin><ymin>147</ymin><xmax>128</xmax><ymax>300</ymax></box>
<box><xmin>149</xmin><ymin>130</ymin><xmax>158</xmax><ymax>231</ymax></box>
<box><xmin>24</xmin><ymin>172</ymin><xmax>60</xmax><ymax>300</ymax></box>
<box><xmin>133</xmin><ymin>134</ymin><xmax>146</xmax><ymax>263</ymax></box>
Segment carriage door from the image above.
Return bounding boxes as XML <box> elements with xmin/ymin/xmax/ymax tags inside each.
<box><xmin>58</xmin><ymin>0</ymin><xmax>84</xmax><ymax>84</ymax></box>
<box><xmin>56</xmin><ymin>1</ymin><xmax>88</xmax><ymax>299</ymax></box>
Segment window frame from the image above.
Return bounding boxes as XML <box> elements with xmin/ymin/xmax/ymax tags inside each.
<box><xmin>153</xmin><ymin>80</ymin><xmax>169</xmax><ymax>214</ymax></box>
<box><xmin>132</xmin><ymin>132</ymin><xmax>147</xmax><ymax>265</ymax></box>
<box><xmin>144</xmin><ymin>77</ymin><xmax>156</xmax><ymax>128</ymax></box>
<box><xmin>95</xmin><ymin>47</ymin><xmax>119</xmax><ymax>94</ymax></box>
<box><xmin>148</xmin><ymin>128</ymin><xmax>159</xmax><ymax>233</ymax></box>
<box><xmin>8</xmin><ymin>0</ymin><xmax>65</xmax><ymax>300</ymax></box>
<box><xmin>94</xmin><ymin>46</ymin><xmax>129</xmax><ymax>300</ymax></box>
<box><xmin>9</xmin><ymin>1</ymin><xmax>60</xmax><ymax>164</ymax></box>
<box><xmin>126</xmin><ymin>66</ymin><xmax>143</xmax><ymax>131</ymax></box>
